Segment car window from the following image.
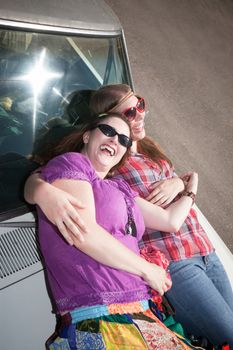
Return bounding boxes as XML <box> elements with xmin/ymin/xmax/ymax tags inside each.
<box><xmin>0</xmin><ymin>27</ymin><xmax>130</xmax><ymax>217</ymax></box>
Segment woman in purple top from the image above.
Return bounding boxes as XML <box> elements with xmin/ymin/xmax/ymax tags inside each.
<box><xmin>37</xmin><ymin>112</ymin><xmax>198</xmax><ymax>349</ymax></box>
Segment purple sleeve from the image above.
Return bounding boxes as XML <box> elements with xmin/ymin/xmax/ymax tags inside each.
<box><xmin>40</xmin><ymin>152</ymin><xmax>96</xmax><ymax>184</ymax></box>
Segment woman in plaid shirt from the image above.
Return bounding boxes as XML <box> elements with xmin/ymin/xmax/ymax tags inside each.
<box><xmin>25</xmin><ymin>84</ymin><xmax>233</xmax><ymax>348</ymax></box>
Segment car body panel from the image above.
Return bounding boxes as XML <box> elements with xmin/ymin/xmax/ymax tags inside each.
<box><xmin>0</xmin><ymin>0</ymin><xmax>121</xmax><ymax>33</ymax></box>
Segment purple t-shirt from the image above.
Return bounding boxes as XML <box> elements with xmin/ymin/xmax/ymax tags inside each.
<box><xmin>38</xmin><ymin>152</ymin><xmax>150</xmax><ymax>313</ymax></box>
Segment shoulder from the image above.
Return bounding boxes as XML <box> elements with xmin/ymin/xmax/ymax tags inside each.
<box><xmin>41</xmin><ymin>152</ymin><xmax>96</xmax><ymax>184</ymax></box>
<box><xmin>48</xmin><ymin>152</ymin><xmax>91</xmax><ymax>168</ymax></box>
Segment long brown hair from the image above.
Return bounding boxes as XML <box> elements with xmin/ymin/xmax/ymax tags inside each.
<box><xmin>34</xmin><ymin>113</ymin><xmax>132</xmax><ymax>176</ymax></box>
<box><xmin>90</xmin><ymin>84</ymin><xmax>132</xmax><ymax>115</ymax></box>
<box><xmin>137</xmin><ymin>136</ymin><xmax>173</xmax><ymax>168</ymax></box>
<box><xmin>90</xmin><ymin>84</ymin><xmax>173</xmax><ymax>168</ymax></box>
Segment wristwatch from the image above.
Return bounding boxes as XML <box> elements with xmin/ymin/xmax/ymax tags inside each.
<box><xmin>182</xmin><ymin>190</ymin><xmax>196</xmax><ymax>205</ymax></box>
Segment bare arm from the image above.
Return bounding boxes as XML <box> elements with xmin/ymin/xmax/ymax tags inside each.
<box><xmin>24</xmin><ymin>171</ymin><xmax>196</xmax><ymax>243</ymax></box>
<box><xmin>137</xmin><ymin>172</ymin><xmax>198</xmax><ymax>232</ymax></box>
<box><xmin>24</xmin><ymin>173</ymin><xmax>87</xmax><ymax>244</ymax></box>
<box><xmin>51</xmin><ymin>178</ymin><xmax>172</xmax><ymax>295</ymax></box>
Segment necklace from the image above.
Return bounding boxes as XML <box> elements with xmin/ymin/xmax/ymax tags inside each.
<box><xmin>125</xmin><ymin>200</ymin><xmax>137</xmax><ymax>237</ymax></box>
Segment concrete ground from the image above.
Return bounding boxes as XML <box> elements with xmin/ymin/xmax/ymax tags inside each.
<box><xmin>106</xmin><ymin>0</ymin><xmax>233</xmax><ymax>252</ymax></box>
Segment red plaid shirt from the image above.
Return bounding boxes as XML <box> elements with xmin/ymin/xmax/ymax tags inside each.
<box><xmin>114</xmin><ymin>152</ymin><xmax>214</xmax><ymax>261</ymax></box>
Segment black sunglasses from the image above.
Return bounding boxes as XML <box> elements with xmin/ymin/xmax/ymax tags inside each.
<box><xmin>96</xmin><ymin>124</ymin><xmax>132</xmax><ymax>148</ymax></box>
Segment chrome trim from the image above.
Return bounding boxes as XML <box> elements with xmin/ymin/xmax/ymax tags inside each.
<box><xmin>121</xmin><ymin>29</ymin><xmax>134</xmax><ymax>90</ymax></box>
<box><xmin>0</xmin><ymin>19</ymin><xmax>122</xmax><ymax>37</ymax></box>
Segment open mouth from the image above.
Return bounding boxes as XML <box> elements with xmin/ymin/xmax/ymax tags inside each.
<box><xmin>133</xmin><ymin>122</ymin><xmax>144</xmax><ymax>131</ymax></box>
<box><xmin>100</xmin><ymin>144</ymin><xmax>115</xmax><ymax>156</ymax></box>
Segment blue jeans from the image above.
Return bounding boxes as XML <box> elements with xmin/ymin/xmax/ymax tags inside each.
<box><xmin>166</xmin><ymin>252</ymin><xmax>233</xmax><ymax>347</ymax></box>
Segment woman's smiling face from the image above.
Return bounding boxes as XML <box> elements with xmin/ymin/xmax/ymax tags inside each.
<box><xmin>114</xmin><ymin>94</ymin><xmax>146</xmax><ymax>141</ymax></box>
<box><xmin>82</xmin><ymin>116</ymin><xmax>131</xmax><ymax>177</ymax></box>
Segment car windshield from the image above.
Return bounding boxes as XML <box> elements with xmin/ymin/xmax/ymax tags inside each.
<box><xmin>0</xmin><ymin>28</ymin><xmax>130</xmax><ymax>217</ymax></box>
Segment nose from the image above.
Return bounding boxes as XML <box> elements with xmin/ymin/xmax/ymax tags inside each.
<box><xmin>109</xmin><ymin>134</ymin><xmax>118</xmax><ymax>144</ymax></box>
<box><xmin>134</xmin><ymin>110</ymin><xmax>145</xmax><ymax>122</ymax></box>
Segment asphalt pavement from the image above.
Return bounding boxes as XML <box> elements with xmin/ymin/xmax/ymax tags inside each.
<box><xmin>106</xmin><ymin>0</ymin><xmax>233</xmax><ymax>252</ymax></box>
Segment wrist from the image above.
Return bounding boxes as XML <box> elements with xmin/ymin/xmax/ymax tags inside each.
<box><xmin>182</xmin><ymin>190</ymin><xmax>196</xmax><ymax>205</ymax></box>
<box><xmin>140</xmin><ymin>260</ymin><xmax>152</xmax><ymax>279</ymax></box>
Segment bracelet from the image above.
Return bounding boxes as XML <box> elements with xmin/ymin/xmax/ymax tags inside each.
<box><xmin>182</xmin><ymin>190</ymin><xmax>196</xmax><ymax>205</ymax></box>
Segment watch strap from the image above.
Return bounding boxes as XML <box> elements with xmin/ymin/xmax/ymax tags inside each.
<box><xmin>182</xmin><ymin>190</ymin><xmax>196</xmax><ymax>205</ymax></box>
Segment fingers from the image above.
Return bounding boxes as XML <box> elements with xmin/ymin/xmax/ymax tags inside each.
<box><xmin>146</xmin><ymin>180</ymin><xmax>174</xmax><ymax>203</ymax></box>
<box><xmin>153</xmin><ymin>196</ymin><xmax>168</xmax><ymax>206</ymax></box>
<box><xmin>50</xmin><ymin>198</ymin><xmax>88</xmax><ymax>245</ymax></box>
<box><xmin>56</xmin><ymin>213</ymin><xmax>87</xmax><ymax>245</ymax></box>
<box><xmin>56</xmin><ymin>220</ymin><xmax>74</xmax><ymax>246</ymax></box>
<box><xmin>182</xmin><ymin>172</ymin><xmax>198</xmax><ymax>193</ymax></box>
<box><xmin>158</xmin><ymin>276</ymin><xmax>172</xmax><ymax>295</ymax></box>
<box><xmin>68</xmin><ymin>208</ymin><xmax>87</xmax><ymax>233</ymax></box>
<box><xmin>147</xmin><ymin>193</ymin><xmax>173</xmax><ymax>207</ymax></box>
<box><xmin>157</xmin><ymin>286</ymin><xmax>165</xmax><ymax>296</ymax></box>
<box><xmin>65</xmin><ymin>218</ymin><xmax>85</xmax><ymax>243</ymax></box>
<box><xmin>146</xmin><ymin>188</ymin><xmax>163</xmax><ymax>204</ymax></box>
<box><xmin>165</xmin><ymin>276</ymin><xmax>172</xmax><ymax>290</ymax></box>
<box><xmin>151</xmin><ymin>269</ymin><xmax>172</xmax><ymax>296</ymax></box>
<box><xmin>181</xmin><ymin>172</ymin><xmax>198</xmax><ymax>182</ymax></box>
<box><xmin>160</xmin><ymin>198</ymin><xmax>173</xmax><ymax>208</ymax></box>
<box><xmin>147</xmin><ymin>180</ymin><xmax>166</xmax><ymax>199</ymax></box>
<box><xmin>146</xmin><ymin>189</ymin><xmax>160</xmax><ymax>201</ymax></box>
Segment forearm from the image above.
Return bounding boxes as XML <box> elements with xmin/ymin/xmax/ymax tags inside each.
<box><xmin>146</xmin><ymin>176</ymin><xmax>185</xmax><ymax>206</ymax></box>
<box><xmin>137</xmin><ymin>195</ymin><xmax>193</xmax><ymax>232</ymax></box>
<box><xmin>162</xmin><ymin>195</ymin><xmax>193</xmax><ymax>230</ymax></box>
<box><xmin>24</xmin><ymin>173</ymin><xmax>46</xmax><ymax>204</ymax></box>
<box><xmin>138</xmin><ymin>171</ymin><xmax>198</xmax><ymax>232</ymax></box>
<box><xmin>72</xmin><ymin>221</ymin><xmax>172</xmax><ymax>295</ymax></box>
<box><xmin>164</xmin><ymin>174</ymin><xmax>198</xmax><ymax>229</ymax></box>
<box><xmin>72</xmin><ymin>223</ymin><xmax>172</xmax><ymax>295</ymax></box>
<box><xmin>73</xmin><ymin>221</ymin><xmax>149</xmax><ymax>278</ymax></box>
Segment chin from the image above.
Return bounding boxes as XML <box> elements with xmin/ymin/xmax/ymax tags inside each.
<box><xmin>132</xmin><ymin>129</ymin><xmax>146</xmax><ymax>141</ymax></box>
<box><xmin>98</xmin><ymin>156</ymin><xmax>115</xmax><ymax>168</ymax></box>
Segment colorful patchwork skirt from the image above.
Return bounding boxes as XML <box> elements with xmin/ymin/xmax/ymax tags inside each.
<box><xmin>47</xmin><ymin>299</ymin><xmax>195</xmax><ymax>350</ymax></box>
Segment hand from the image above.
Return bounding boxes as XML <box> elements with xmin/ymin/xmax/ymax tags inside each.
<box><xmin>146</xmin><ymin>178</ymin><xmax>185</xmax><ymax>207</ymax></box>
<box><xmin>142</xmin><ymin>262</ymin><xmax>172</xmax><ymax>295</ymax></box>
<box><xmin>35</xmin><ymin>183</ymin><xmax>87</xmax><ymax>245</ymax></box>
<box><xmin>181</xmin><ymin>172</ymin><xmax>198</xmax><ymax>194</ymax></box>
